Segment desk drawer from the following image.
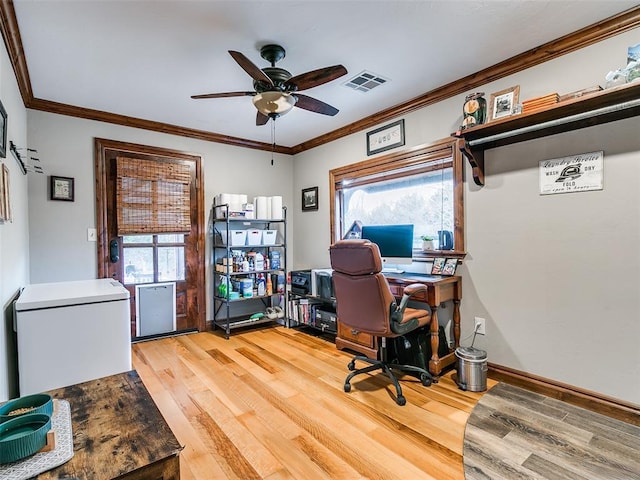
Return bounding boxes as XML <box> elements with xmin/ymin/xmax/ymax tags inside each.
<box><xmin>337</xmin><ymin>322</ymin><xmax>374</xmax><ymax>348</ymax></box>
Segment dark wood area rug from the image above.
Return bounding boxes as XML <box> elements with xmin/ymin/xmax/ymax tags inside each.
<box><xmin>463</xmin><ymin>383</ymin><xmax>640</xmax><ymax>479</ymax></box>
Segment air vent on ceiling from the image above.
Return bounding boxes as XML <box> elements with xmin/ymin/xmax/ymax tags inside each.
<box><xmin>344</xmin><ymin>71</ymin><xmax>388</xmax><ymax>92</ymax></box>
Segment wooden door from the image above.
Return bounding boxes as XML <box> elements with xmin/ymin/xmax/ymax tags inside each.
<box><xmin>95</xmin><ymin>138</ymin><xmax>205</xmax><ymax>338</ymax></box>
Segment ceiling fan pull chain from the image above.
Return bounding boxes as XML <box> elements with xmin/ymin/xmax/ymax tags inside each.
<box><xmin>271</xmin><ymin>120</ymin><xmax>276</xmax><ymax>166</ymax></box>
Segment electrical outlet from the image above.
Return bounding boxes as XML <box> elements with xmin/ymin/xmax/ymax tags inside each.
<box><xmin>474</xmin><ymin>317</ymin><xmax>486</xmax><ymax>335</ymax></box>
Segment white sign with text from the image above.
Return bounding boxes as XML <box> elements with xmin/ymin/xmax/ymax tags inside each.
<box><xmin>539</xmin><ymin>151</ymin><xmax>603</xmax><ymax>195</ymax></box>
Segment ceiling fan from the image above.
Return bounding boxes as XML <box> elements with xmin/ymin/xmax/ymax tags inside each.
<box><xmin>191</xmin><ymin>44</ymin><xmax>347</xmax><ymax>126</ymax></box>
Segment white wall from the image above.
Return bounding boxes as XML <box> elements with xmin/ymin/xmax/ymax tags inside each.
<box><xmin>26</xmin><ymin>111</ymin><xmax>294</xmax><ymax>325</ymax></box>
<box><xmin>293</xmin><ymin>28</ymin><xmax>640</xmax><ymax>405</ymax></box>
<box><xmin>0</xmin><ymin>40</ymin><xmax>29</xmax><ymax>401</ymax></box>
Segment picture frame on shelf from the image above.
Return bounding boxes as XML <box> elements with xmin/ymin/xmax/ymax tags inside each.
<box><xmin>301</xmin><ymin>186</ymin><xmax>318</xmax><ymax>211</ymax></box>
<box><xmin>431</xmin><ymin>257</ymin><xmax>446</xmax><ymax>275</ymax></box>
<box><xmin>0</xmin><ymin>100</ymin><xmax>7</xmax><ymax>158</ymax></box>
<box><xmin>366</xmin><ymin>119</ymin><xmax>405</xmax><ymax>155</ymax></box>
<box><xmin>441</xmin><ymin>258</ymin><xmax>459</xmax><ymax>276</ymax></box>
<box><xmin>489</xmin><ymin>85</ymin><xmax>520</xmax><ymax>121</ymax></box>
<box><xmin>50</xmin><ymin>175</ymin><xmax>75</xmax><ymax>201</ymax></box>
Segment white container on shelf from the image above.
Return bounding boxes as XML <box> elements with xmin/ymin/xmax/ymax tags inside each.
<box><xmin>220</xmin><ymin>230</ymin><xmax>247</xmax><ymax>246</ymax></box>
<box><xmin>247</xmin><ymin>230</ymin><xmax>263</xmax><ymax>245</ymax></box>
<box><xmin>262</xmin><ymin>230</ymin><xmax>278</xmax><ymax>245</ymax></box>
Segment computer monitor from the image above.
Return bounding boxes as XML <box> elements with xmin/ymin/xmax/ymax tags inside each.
<box><xmin>361</xmin><ymin>224</ymin><xmax>414</xmax><ymax>271</ymax></box>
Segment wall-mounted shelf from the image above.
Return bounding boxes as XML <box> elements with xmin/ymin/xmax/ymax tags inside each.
<box><xmin>452</xmin><ymin>81</ymin><xmax>640</xmax><ymax>186</ymax></box>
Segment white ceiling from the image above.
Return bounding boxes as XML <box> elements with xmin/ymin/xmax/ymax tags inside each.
<box><xmin>12</xmin><ymin>1</ymin><xmax>639</xmax><ymax>148</ymax></box>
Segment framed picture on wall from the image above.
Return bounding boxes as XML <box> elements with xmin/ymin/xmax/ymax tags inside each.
<box><xmin>366</xmin><ymin>119</ymin><xmax>405</xmax><ymax>156</ymax></box>
<box><xmin>0</xmin><ymin>100</ymin><xmax>7</xmax><ymax>158</ymax></box>
<box><xmin>302</xmin><ymin>186</ymin><xmax>318</xmax><ymax>211</ymax></box>
<box><xmin>50</xmin><ymin>175</ymin><xmax>75</xmax><ymax>201</ymax></box>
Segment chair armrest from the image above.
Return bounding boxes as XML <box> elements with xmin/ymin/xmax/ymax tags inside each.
<box><xmin>396</xmin><ymin>283</ymin><xmax>428</xmax><ymax>313</ymax></box>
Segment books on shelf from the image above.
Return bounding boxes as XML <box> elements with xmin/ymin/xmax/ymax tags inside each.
<box><xmin>558</xmin><ymin>85</ymin><xmax>603</xmax><ymax>102</ymax></box>
<box><xmin>521</xmin><ymin>93</ymin><xmax>559</xmax><ymax>113</ymax></box>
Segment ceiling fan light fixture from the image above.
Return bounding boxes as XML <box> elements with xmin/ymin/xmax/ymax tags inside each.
<box><xmin>252</xmin><ymin>91</ymin><xmax>296</xmax><ymax>116</ymax></box>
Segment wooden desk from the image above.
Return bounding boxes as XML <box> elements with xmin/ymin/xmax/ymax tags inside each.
<box><xmin>39</xmin><ymin>370</ymin><xmax>181</xmax><ymax>480</ymax></box>
<box><xmin>336</xmin><ymin>274</ymin><xmax>462</xmax><ymax>377</ymax></box>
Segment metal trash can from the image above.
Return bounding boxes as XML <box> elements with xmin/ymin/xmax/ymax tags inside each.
<box><xmin>455</xmin><ymin>346</ymin><xmax>487</xmax><ymax>392</ymax></box>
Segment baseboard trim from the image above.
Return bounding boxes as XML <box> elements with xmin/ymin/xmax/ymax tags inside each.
<box><xmin>488</xmin><ymin>363</ymin><xmax>640</xmax><ymax>426</ymax></box>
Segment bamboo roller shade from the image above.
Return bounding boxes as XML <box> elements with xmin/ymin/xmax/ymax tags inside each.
<box><xmin>116</xmin><ymin>156</ymin><xmax>191</xmax><ymax>235</ymax></box>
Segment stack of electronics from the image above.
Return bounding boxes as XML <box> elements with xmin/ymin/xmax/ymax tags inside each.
<box><xmin>289</xmin><ymin>269</ymin><xmax>337</xmax><ymax>334</ymax></box>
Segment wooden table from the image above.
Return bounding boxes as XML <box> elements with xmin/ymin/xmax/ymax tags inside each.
<box><xmin>38</xmin><ymin>370</ymin><xmax>181</xmax><ymax>480</ymax></box>
<box><xmin>386</xmin><ymin>274</ymin><xmax>462</xmax><ymax>376</ymax></box>
<box><xmin>336</xmin><ymin>273</ymin><xmax>461</xmax><ymax>376</ymax></box>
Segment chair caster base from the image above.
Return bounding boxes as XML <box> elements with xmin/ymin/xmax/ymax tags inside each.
<box><xmin>344</xmin><ymin>383</ymin><xmax>351</xmax><ymax>393</ymax></box>
<box><xmin>420</xmin><ymin>372</ymin><xmax>432</xmax><ymax>387</ymax></box>
<box><xmin>396</xmin><ymin>395</ymin><xmax>406</xmax><ymax>406</ymax></box>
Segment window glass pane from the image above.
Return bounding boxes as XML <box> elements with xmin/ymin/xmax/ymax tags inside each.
<box><xmin>158</xmin><ymin>234</ymin><xmax>184</xmax><ymax>243</ymax></box>
<box><xmin>342</xmin><ymin>167</ymin><xmax>453</xmax><ymax>249</ymax></box>
<box><xmin>123</xmin><ymin>247</ymin><xmax>154</xmax><ymax>284</ymax></box>
<box><xmin>122</xmin><ymin>235</ymin><xmax>153</xmax><ymax>244</ymax></box>
<box><xmin>158</xmin><ymin>246</ymin><xmax>185</xmax><ymax>282</ymax></box>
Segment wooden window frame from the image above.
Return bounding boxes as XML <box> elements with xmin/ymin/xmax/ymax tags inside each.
<box><xmin>329</xmin><ymin>137</ymin><xmax>465</xmax><ymax>259</ymax></box>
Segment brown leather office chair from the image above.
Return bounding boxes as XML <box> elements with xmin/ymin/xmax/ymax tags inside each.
<box><xmin>329</xmin><ymin>239</ymin><xmax>433</xmax><ymax>406</ymax></box>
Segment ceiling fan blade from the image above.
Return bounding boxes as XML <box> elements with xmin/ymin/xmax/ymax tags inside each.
<box><xmin>229</xmin><ymin>50</ymin><xmax>274</xmax><ymax>86</ymax></box>
<box><xmin>286</xmin><ymin>65</ymin><xmax>347</xmax><ymax>91</ymax></box>
<box><xmin>256</xmin><ymin>111</ymin><xmax>270</xmax><ymax>126</ymax></box>
<box><xmin>191</xmin><ymin>91</ymin><xmax>254</xmax><ymax>99</ymax></box>
<box><xmin>293</xmin><ymin>94</ymin><xmax>339</xmax><ymax>116</ymax></box>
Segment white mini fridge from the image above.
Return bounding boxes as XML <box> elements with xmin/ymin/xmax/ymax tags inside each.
<box><xmin>14</xmin><ymin>278</ymin><xmax>132</xmax><ymax>395</ymax></box>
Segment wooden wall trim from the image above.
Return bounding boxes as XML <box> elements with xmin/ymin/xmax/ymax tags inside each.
<box><xmin>290</xmin><ymin>6</ymin><xmax>640</xmax><ymax>154</ymax></box>
<box><xmin>0</xmin><ymin>0</ymin><xmax>33</xmax><ymax>104</ymax></box>
<box><xmin>29</xmin><ymin>98</ymin><xmax>293</xmax><ymax>154</ymax></box>
<box><xmin>2</xmin><ymin>2</ymin><xmax>639</xmax><ymax>154</ymax></box>
<box><xmin>488</xmin><ymin>363</ymin><xmax>640</xmax><ymax>426</ymax></box>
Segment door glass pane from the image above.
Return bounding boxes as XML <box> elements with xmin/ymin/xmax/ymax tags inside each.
<box><xmin>158</xmin><ymin>234</ymin><xmax>184</xmax><ymax>243</ymax></box>
<box><xmin>158</xmin><ymin>246</ymin><xmax>185</xmax><ymax>281</ymax></box>
<box><xmin>123</xmin><ymin>247</ymin><xmax>154</xmax><ymax>284</ymax></box>
<box><xmin>123</xmin><ymin>235</ymin><xmax>153</xmax><ymax>244</ymax></box>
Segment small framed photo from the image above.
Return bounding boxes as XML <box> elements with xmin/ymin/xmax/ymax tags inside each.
<box><xmin>489</xmin><ymin>85</ymin><xmax>520</xmax><ymax>121</ymax></box>
<box><xmin>366</xmin><ymin>119</ymin><xmax>405</xmax><ymax>156</ymax></box>
<box><xmin>301</xmin><ymin>186</ymin><xmax>318</xmax><ymax>211</ymax></box>
<box><xmin>50</xmin><ymin>175</ymin><xmax>74</xmax><ymax>201</ymax></box>
<box><xmin>442</xmin><ymin>258</ymin><xmax>459</xmax><ymax>276</ymax></box>
<box><xmin>0</xmin><ymin>100</ymin><xmax>7</xmax><ymax>158</ymax></box>
<box><xmin>431</xmin><ymin>257</ymin><xmax>446</xmax><ymax>275</ymax></box>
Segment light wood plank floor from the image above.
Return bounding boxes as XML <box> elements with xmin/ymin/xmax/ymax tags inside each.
<box><xmin>132</xmin><ymin>325</ymin><xmax>494</xmax><ymax>480</ymax></box>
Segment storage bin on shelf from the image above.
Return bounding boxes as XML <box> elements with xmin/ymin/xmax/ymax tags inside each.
<box><xmin>262</xmin><ymin>230</ymin><xmax>277</xmax><ymax>245</ymax></box>
<box><xmin>246</xmin><ymin>230</ymin><xmax>263</xmax><ymax>245</ymax></box>
<box><xmin>219</xmin><ymin>230</ymin><xmax>247</xmax><ymax>246</ymax></box>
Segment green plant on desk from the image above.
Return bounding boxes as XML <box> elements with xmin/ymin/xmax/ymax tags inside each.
<box><xmin>420</xmin><ymin>235</ymin><xmax>436</xmax><ymax>251</ymax></box>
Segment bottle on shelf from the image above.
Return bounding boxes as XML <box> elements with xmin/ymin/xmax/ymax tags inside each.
<box><xmin>266</xmin><ymin>275</ymin><xmax>273</xmax><ymax>296</ymax></box>
<box><xmin>255</xmin><ymin>252</ymin><xmax>264</xmax><ymax>271</ymax></box>
<box><xmin>257</xmin><ymin>273</ymin><xmax>266</xmax><ymax>296</ymax></box>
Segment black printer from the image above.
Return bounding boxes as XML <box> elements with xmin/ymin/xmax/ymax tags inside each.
<box><xmin>290</xmin><ymin>270</ymin><xmax>312</xmax><ymax>295</ymax></box>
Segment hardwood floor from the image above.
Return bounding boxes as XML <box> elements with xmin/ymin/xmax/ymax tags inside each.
<box><xmin>132</xmin><ymin>325</ymin><xmax>494</xmax><ymax>480</ymax></box>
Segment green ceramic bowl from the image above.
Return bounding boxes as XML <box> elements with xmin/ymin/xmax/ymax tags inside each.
<box><xmin>0</xmin><ymin>413</ymin><xmax>51</xmax><ymax>464</ymax></box>
<box><xmin>0</xmin><ymin>393</ymin><xmax>53</xmax><ymax>423</ymax></box>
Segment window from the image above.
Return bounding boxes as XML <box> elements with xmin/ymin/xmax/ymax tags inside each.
<box><xmin>123</xmin><ymin>234</ymin><xmax>186</xmax><ymax>285</ymax></box>
<box><xmin>330</xmin><ymin>138</ymin><xmax>464</xmax><ymax>258</ymax></box>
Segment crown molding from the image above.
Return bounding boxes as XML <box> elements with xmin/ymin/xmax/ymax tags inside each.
<box><xmin>2</xmin><ymin>2</ymin><xmax>639</xmax><ymax>155</ymax></box>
